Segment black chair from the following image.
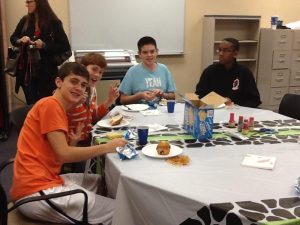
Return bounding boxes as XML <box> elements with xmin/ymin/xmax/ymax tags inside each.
<box><xmin>9</xmin><ymin>104</ymin><xmax>33</xmax><ymax>133</ymax></box>
<box><xmin>278</xmin><ymin>94</ymin><xmax>300</xmax><ymax>120</ymax></box>
<box><xmin>0</xmin><ymin>158</ymin><xmax>91</xmax><ymax>225</ymax></box>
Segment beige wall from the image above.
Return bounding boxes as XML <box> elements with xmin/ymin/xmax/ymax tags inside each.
<box><xmin>4</xmin><ymin>0</ymin><xmax>300</xmax><ymax>104</ymax></box>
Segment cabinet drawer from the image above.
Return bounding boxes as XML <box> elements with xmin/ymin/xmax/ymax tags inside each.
<box><xmin>289</xmin><ymin>86</ymin><xmax>300</xmax><ymax>95</ymax></box>
<box><xmin>291</xmin><ymin>50</ymin><xmax>300</xmax><ymax>68</ymax></box>
<box><xmin>290</xmin><ymin>68</ymin><xmax>300</xmax><ymax>86</ymax></box>
<box><xmin>269</xmin><ymin>87</ymin><xmax>288</xmax><ymax>105</ymax></box>
<box><xmin>270</xmin><ymin>70</ymin><xmax>289</xmax><ymax>87</ymax></box>
<box><xmin>272</xmin><ymin>50</ymin><xmax>290</xmax><ymax>69</ymax></box>
<box><xmin>272</xmin><ymin>30</ymin><xmax>292</xmax><ymax>49</ymax></box>
<box><xmin>293</xmin><ymin>30</ymin><xmax>300</xmax><ymax>49</ymax></box>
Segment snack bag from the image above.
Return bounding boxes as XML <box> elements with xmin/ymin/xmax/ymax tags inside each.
<box><xmin>116</xmin><ymin>143</ymin><xmax>138</xmax><ymax>160</ymax></box>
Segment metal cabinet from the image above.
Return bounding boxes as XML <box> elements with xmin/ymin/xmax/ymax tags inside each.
<box><xmin>257</xmin><ymin>29</ymin><xmax>300</xmax><ymax>111</ymax></box>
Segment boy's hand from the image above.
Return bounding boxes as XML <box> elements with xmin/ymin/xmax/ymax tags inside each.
<box><xmin>151</xmin><ymin>89</ymin><xmax>164</xmax><ymax>97</ymax></box>
<box><xmin>105</xmin><ymin>138</ymin><xmax>127</xmax><ymax>153</ymax></box>
<box><xmin>69</xmin><ymin>122</ymin><xmax>85</xmax><ymax>146</ymax></box>
<box><xmin>225</xmin><ymin>97</ymin><xmax>234</xmax><ymax>106</ymax></box>
<box><xmin>80</xmin><ymin>91</ymin><xmax>89</xmax><ymax>104</ymax></box>
<box><xmin>107</xmin><ymin>82</ymin><xmax>120</xmax><ymax>105</ymax></box>
<box><xmin>142</xmin><ymin>91</ymin><xmax>156</xmax><ymax>101</ymax></box>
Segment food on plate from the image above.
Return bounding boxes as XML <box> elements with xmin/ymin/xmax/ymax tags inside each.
<box><xmin>166</xmin><ymin>155</ymin><xmax>190</xmax><ymax>166</ymax></box>
<box><xmin>109</xmin><ymin>113</ymin><xmax>123</xmax><ymax>126</ymax></box>
<box><xmin>106</xmin><ymin>132</ymin><xmax>124</xmax><ymax>139</ymax></box>
<box><xmin>156</xmin><ymin>140</ymin><xmax>171</xmax><ymax>155</ymax></box>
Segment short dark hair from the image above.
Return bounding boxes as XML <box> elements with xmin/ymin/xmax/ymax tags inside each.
<box><xmin>223</xmin><ymin>38</ymin><xmax>240</xmax><ymax>51</ymax></box>
<box><xmin>81</xmin><ymin>52</ymin><xmax>107</xmax><ymax>69</ymax></box>
<box><xmin>137</xmin><ymin>36</ymin><xmax>157</xmax><ymax>52</ymax></box>
<box><xmin>57</xmin><ymin>62</ymin><xmax>89</xmax><ymax>81</ymax></box>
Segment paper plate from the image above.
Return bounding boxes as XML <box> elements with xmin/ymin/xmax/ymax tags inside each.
<box><xmin>122</xmin><ymin>104</ymin><xmax>149</xmax><ymax>112</ymax></box>
<box><xmin>142</xmin><ymin>144</ymin><xmax>183</xmax><ymax>159</ymax></box>
<box><xmin>96</xmin><ymin>118</ymin><xmax>129</xmax><ymax>128</ymax></box>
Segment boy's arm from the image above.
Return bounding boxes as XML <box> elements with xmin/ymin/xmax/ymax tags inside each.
<box><xmin>120</xmin><ymin>91</ymin><xmax>155</xmax><ymax>105</ymax></box>
<box><xmin>68</xmin><ymin>122</ymin><xmax>85</xmax><ymax>146</ymax></box>
<box><xmin>162</xmin><ymin>92</ymin><xmax>175</xmax><ymax>100</ymax></box>
<box><xmin>101</xmin><ymin>83</ymin><xmax>119</xmax><ymax>109</ymax></box>
<box><xmin>47</xmin><ymin>130</ymin><xmax>127</xmax><ymax>163</ymax></box>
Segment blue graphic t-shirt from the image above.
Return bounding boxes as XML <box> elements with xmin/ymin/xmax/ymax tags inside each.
<box><xmin>119</xmin><ymin>63</ymin><xmax>176</xmax><ymax>99</ymax></box>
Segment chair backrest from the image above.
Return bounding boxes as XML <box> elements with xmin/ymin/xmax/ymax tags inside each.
<box><xmin>0</xmin><ymin>185</ymin><xmax>8</xmax><ymax>225</ymax></box>
<box><xmin>278</xmin><ymin>94</ymin><xmax>300</xmax><ymax>120</ymax></box>
<box><xmin>0</xmin><ymin>159</ymin><xmax>14</xmax><ymax>225</ymax></box>
<box><xmin>9</xmin><ymin>104</ymin><xmax>33</xmax><ymax>133</ymax></box>
<box><xmin>0</xmin><ymin>158</ymin><xmax>90</xmax><ymax>225</ymax></box>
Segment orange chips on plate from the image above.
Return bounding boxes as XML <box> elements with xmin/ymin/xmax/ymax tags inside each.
<box><xmin>166</xmin><ymin>155</ymin><xmax>190</xmax><ymax>166</ymax></box>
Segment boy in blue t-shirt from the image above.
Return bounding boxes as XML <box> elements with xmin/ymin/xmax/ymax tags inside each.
<box><xmin>119</xmin><ymin>36</ymin><xmax>176</xmax><ymax>104</ymax></box>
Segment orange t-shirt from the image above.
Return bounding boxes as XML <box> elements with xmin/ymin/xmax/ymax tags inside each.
<box><xmin>10</xmin><ymin>97</ymin><xmax>68</xmax><ymax>201</ymax></box>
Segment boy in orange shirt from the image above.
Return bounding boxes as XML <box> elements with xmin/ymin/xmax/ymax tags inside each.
<box><xmin>10</xmin><ymin>62</ymin><xmax>126</xmax><ymax>225</ymax></box>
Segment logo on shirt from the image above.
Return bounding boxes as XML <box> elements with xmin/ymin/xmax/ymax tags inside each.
<box><xmin>145</xmin><ymin>78</ymin><xmax>162</xmax><ymax>88</ymax></box>
<box><xmin>232</xmin><ymin>78</ymin><xmax>240</xmax><ymax>91</ymax></box>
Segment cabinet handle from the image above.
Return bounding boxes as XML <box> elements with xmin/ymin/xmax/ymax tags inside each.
<box><xmin>295</xmin><ymin>59</ymin><xmax>300</xmax><ymax>62</ymax></box>
<box><xmin>279</xmin><ymin>40</ymin><xmax>286</xmax><ymax>44</ymax></box>
<box><xmin>294</xmin><ymin>77</ymin><xmax>300</xmax><ymax>81</ymax></box>
<box><xmin>275</xmin><ymin>78</ymin><xmax>284</xmax><ymax>81</ymax></box>
<box><xmin>278</xmin><ymin>59</ymin><xmax>286</xmax><ymax>63</ymax></box>
<box><xmin>274</xmin><ymin>96</ymin><xmax>282</xmax><ymax>100</ymax></box>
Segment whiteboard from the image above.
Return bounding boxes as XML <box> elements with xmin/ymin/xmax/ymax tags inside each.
<box><xmin>69</xmin><ymin>0</ymin><xmax>185</xmax><ymax>54</ymax></box>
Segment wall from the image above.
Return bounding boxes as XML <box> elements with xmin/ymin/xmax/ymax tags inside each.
<box><xmin>4</xmin><ymin>0</ymin><xmax>300</xmax><ymax>105</ymax></box>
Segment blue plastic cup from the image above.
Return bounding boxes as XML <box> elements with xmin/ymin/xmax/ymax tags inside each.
<box><xmin>137</xmin><ymin>126</ymin><xmax>148</xmax><ymax>145</ymax></box>
<box><xmin>167</xmin><ymin>100</ymin><xmax>176</xmax><ymax>113</ymax></box>
<box><xmin>271</xmin><ymin>15</ymin><xmax>278</xmax><ymax>29</ymax></box>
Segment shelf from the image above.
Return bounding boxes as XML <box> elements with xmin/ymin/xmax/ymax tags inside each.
<box><xmin>214</xmin><ymin>40</ymin><xmax>258</xmax><ymax>44</ymax></box>
<box><xmin>202</xmin><ymin>15</ymin><xmax>260</xmax><ymax>78</ymax></box>
<box><xmin>205</xmin><ymin>15</ymin><xmax>261</xmax><ymax>20</ymax></box>
<box><xmin>213</xmin><ymin>58</ymin><xmax>257</xmax><ymax>63</ymax></box>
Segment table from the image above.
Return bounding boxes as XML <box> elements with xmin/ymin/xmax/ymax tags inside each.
<box><xmin>93</xmin><ymin>103</ymin><xmax>300</xmax><ymax>225</ymax></box>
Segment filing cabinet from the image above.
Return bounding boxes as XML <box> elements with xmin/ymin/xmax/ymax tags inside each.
<box><xmin>257</xmin><ymin>29</ymin><xmax>300</xmax><ymax>111</ymax></box>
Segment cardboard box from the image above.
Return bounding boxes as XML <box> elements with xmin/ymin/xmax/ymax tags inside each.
<box><xmin>200</xmin><ymin>91</ymin><xmax>227</xmax><ymax>108</ymax></box>
<box><xmin>183</xmin><ymin>93</ymin><xmax>214</xmax><ymax>140</ymax></box>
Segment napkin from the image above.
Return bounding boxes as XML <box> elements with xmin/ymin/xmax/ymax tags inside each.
<box><xmin>140</xmin><ymin>109</ymin><xmax>161</xmax><ymax>116</ymax></box>
<box><xmin>241</xmin><ymin>154</ymin><xmax>276</xmax><ymax>170</ymax></box>
<box><xmin>146</xmin><ymin>123</ymin><xmax>168</xmax><ymax>133</ymax></box>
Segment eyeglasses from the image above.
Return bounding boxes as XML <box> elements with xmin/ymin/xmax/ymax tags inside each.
<box><xmin>216</xmin><ymin>48</ymin><xmax>234</xmax><ymax>54</ymax></box>
<box><xmin>25</xmin><ymin>0</ymin><xmax>35</xmax><ymax>4</ymax></box>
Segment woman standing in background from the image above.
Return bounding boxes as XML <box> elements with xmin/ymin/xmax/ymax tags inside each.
<box><xmin>10</xmin><ymin>0</ymin><xmax>70</xmax><ymax>104</ymax></box>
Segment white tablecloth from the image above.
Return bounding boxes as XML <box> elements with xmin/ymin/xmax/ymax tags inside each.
<box><xmin>99</xmin><ymin>103</ymin><xmax>300</xmax><ymax>225</ymax></box>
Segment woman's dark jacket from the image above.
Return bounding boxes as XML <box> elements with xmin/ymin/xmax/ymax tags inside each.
<box><xmin>10</xmin><ymin>15</ymin><xmax>70</xmax><ymax>98</ymax></box>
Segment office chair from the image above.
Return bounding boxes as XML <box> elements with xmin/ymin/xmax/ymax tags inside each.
<box><xmin>9</xmin><ymin>104</ymin><xmax>33</xmax><ymax>133</ymax></box>
<box><xmin>0</xmin><ymin>158</ymin><xmax>91</xmax><ymax>225</ymax></box>
<box><xmin>278</xmin><ymin>93</ymin><xmax>300</xmax><ymax>120</ymax></box>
